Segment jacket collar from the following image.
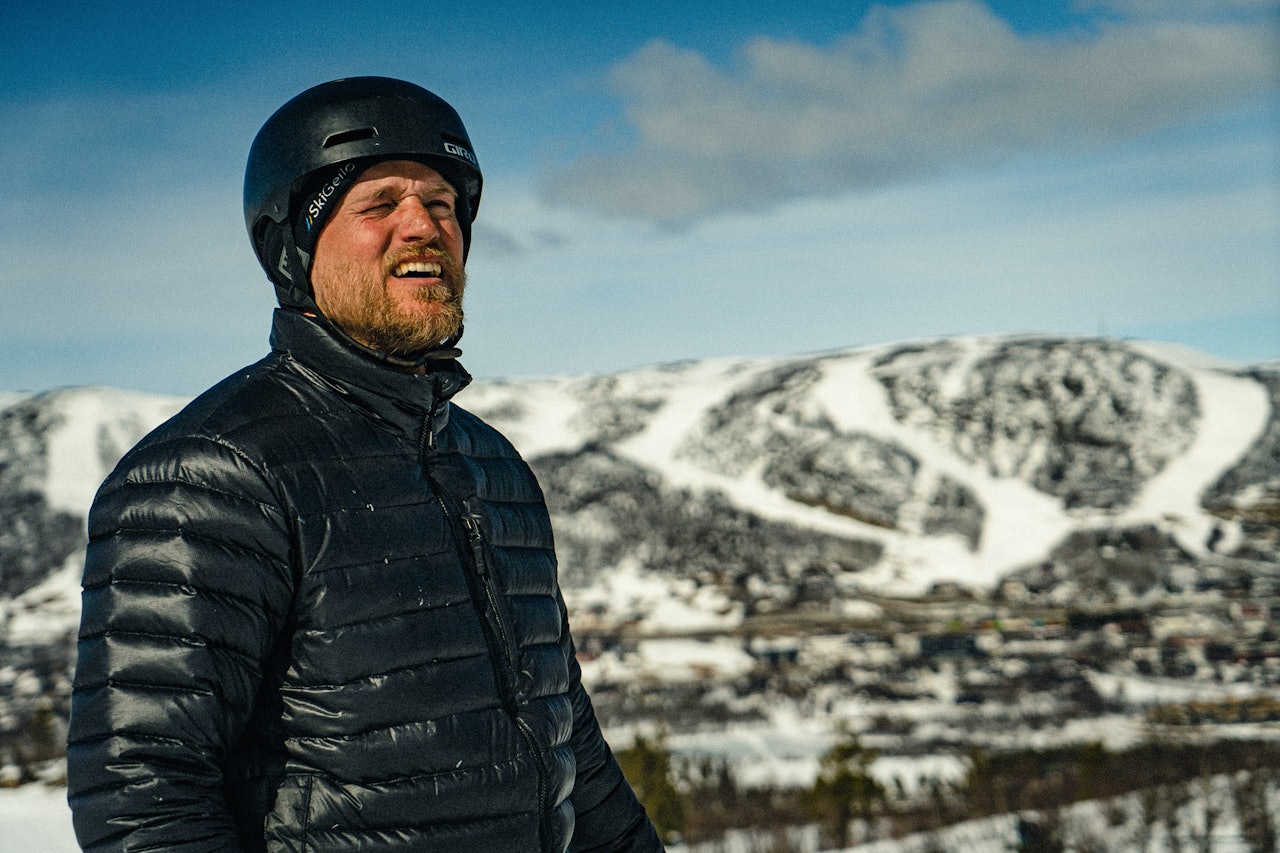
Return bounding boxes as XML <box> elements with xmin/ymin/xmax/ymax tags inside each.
<box><xmin>269</xmin><ymin>308</ymin><xmax>472</xmax><ymax>434</ymax></box>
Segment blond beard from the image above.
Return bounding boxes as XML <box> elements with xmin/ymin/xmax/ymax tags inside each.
<box><xmin>313</xmin><ymin>249</ymin><xmax>466</xmax><ymax>356</ymax></box>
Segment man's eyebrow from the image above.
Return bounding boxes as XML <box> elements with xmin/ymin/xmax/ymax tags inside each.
<box><xmin>350</xmin><ymin>182</ymin><xmax>457</xmax><ymax>203</ymax></box>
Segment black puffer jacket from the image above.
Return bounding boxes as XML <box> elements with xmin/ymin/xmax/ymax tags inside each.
<box><xmin>67</xmin><ymin>308</ymin><xmax>661</xmax><ymax>852</ymax></box>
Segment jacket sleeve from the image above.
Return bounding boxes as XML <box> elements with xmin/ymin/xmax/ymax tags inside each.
<box><xmin>66</xmin><ymin>434</ymin><xmax>294</xmax><ymax>853</ymax></box>
<box><xmin>561</xmin><ymin>614</ymin><xmax>665</xmax><ymax>853</ymax></box>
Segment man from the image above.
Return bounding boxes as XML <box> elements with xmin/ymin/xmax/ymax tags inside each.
<box><xmin>66</xmin><ymin>76</ymin><xmax>663</xmax><ymax>853</ymax></box>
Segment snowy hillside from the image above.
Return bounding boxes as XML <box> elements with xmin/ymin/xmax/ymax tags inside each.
<box><xmin>462</xmin><ymin>335</ymin><xmax>1277</xmax><ymax>620</ymax></box>
<box><xmin>0</xmin><ymin>336</ymin><xmax>1275</xmax><ymax>644</ymax></box>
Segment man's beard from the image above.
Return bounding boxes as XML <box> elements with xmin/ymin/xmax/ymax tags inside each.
<box><xmin>313</xmin><ymin>248</ymin><xmax>466</xmax><ymax>356</ymax></box>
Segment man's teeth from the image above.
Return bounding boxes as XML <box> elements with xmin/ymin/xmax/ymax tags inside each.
<box><xmin>393</xmin><ymin>261</ymin><xmax>443</xmax><ymax>277</ymax></box>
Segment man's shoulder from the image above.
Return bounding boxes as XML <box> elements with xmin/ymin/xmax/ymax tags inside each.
<box><xmin>117</xmin><ymin>353</ymin><xmax>333</xmax><ymax>472</ymax></box>
<box><xmin>445</xmin><ymin>403</ymin><xmax>525</xmax><ymax>458</ymax></box>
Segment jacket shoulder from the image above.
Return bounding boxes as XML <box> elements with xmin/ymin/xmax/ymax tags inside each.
<box><xmin>91</xmin><ymin>354</ymin><xmax>343</xmax><ymax>527</ymax></box>
<box><xmin>111</xmin><ymin>354</ymin><xmax>340</xmax><ymax>470</ymax></box>
<box><xmin>445</xmin><ymin>404</ymin><xmax>525</xmax><ymax>459</ymax></box>
<box><xmin>147</xmin><ymin>353</ymin><xmax>341</xmax><ymax>443</ymax></box>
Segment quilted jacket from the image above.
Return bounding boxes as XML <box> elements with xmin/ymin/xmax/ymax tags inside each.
<box><xmin>66</xmin><ymin>308</ymin><xmax>661</xmax><ymax>852</ymax></box>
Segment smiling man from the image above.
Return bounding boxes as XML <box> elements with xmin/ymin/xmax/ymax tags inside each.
<box><xmin>310</xmin><ymin>159</ymin><xmax>469</xmax><ymax>355</ymax></box>
<box><xmin>65</xmin><ymin>77</ymin><xmax>662</xmax><ymax>853</ymax></box>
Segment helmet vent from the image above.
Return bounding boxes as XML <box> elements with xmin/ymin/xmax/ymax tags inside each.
<box><xmin>323</xmin><ymin>127</ymin><xmax>378</xmax><ymax>148</ymax></box>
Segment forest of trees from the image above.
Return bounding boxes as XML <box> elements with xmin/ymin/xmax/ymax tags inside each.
<box><xmin>617</xmin><ymin>729</ymin><xmax>1280</xmax><ymax>851</ymax></box>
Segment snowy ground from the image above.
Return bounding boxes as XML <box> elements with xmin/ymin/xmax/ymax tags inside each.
<box><xmin>0</xmin><ymin>785</ymin><xmax>77</xmax><ymax>851</ymax></box>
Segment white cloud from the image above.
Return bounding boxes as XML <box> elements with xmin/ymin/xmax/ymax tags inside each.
<box><xmin>459</xmin><ymin>120</ymin><xmax>1280</xmax><ymax>381</ymax></box>
<box><xmin>542</xmin><ymin>0</ymin><xmax>1278</xmax><ymax>221</ymax></box>
<box><xmin>1076</xmin><ymin>0</ymin><xmax>1277</xmax><ymax>20</ymax></box>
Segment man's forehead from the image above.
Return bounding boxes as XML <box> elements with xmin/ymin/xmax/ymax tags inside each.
<box><xmin>350</xmin><ymin>159</ymin><xmax>455</xmax><ymax>193</ymax></box>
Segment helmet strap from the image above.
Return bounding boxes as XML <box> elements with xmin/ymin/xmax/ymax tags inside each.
<box><xmin>273</xmin><ymin>223</ymin><xmax>319</xmax><ymax>313</ymax></box>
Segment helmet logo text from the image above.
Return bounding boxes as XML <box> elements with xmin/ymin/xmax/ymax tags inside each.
<box><xmin>443</xmin><ymin>141</ymin><xmax>477</xmax><ymax>166</ymax></box>
<box><xmin>305</xmin><ymin>162</ymin><xmax>359</xmax><ymax>231</ymax></box>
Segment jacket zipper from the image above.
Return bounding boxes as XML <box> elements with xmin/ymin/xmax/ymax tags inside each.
<box><xmin>459</xmin><ymin>507</ymin><xmax>552</xmax><ymax>851</ymax></box>
<box><xmin>420</xmin><ymin>412</ymin><xmax>552</xmax><ymax>849</ymax></box>
<box><xmin>459</xmin><ymin>510</ymin><xmax>520</xmax><ymax>682</ymax></box>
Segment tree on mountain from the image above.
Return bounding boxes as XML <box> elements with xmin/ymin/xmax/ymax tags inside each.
<box><xmin>615</xmin><ymin>730</ymin><xmax>685</xmax><ymax>843</ymax></box>
<box><xmin>1232</xmin><ymin>767</ymin><xmax>1278</xmax><ymax>853</ymax></box>
<box><xmin>1016</xmin><ymin>813</ymin><xmax>1065</xmax><ymax>853</ymax></box>
<box><xmin>805</xmin><ymin>727</ymin><xmax>885</xmax><ymax>848</ymax></box>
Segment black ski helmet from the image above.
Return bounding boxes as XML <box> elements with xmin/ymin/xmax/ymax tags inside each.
<box><xmin>244</xmin><ymin>76</ymin><xmax>482</xmax><ymax>310</ymax></box>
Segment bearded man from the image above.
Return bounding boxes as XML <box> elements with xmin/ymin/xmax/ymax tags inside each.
<box><xmin>66</xmin><ymin>76</ymin><xmax>663</xmax><ymax>853</ymax></box>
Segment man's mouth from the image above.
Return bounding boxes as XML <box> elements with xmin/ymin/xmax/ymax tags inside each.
<box><xmin>392</xmin><ymin>260</ymin><xmax>443</xmax><ymax>279</ymax></box>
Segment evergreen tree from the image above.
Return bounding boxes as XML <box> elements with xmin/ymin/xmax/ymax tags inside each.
<box><xmin>805</xmin><ymin>728</ymin><xmax>885</xmax><ymax>848</ymax></box>
<box><xmin>1232</xmin><ymin>768</ymin><xmax>1278</xmax><ymax>853</ymax></box>
<box><xmin>616</xmin><ymin>731</ymin><xmax>685</xmax><ymax>843</ymax></box>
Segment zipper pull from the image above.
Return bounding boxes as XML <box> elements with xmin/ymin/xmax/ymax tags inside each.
<box><xmin>418</xmin><ymin>412</ymin><xmax>436</xmax><ymax>456</ymax></box>
<box><xmin>461</xmin><ymin>512</ymin><xmax>489</xmax><ymax>578</ymax></box>
<box><xmin>461</xmin><ymin>512</ymin><xmax>482</xmax><ymax>541</ymax></box>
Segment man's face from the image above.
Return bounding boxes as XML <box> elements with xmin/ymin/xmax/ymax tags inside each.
<box><xmin>310</xmin><ymin>159</ymin><xmax>467</xmax><ymax>355</ymax></box>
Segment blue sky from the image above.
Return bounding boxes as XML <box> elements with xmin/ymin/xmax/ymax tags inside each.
<box><xmin>2</xmin><ymin>0</ymin><xmax>1277</xmax><ymax>395</ymax></box>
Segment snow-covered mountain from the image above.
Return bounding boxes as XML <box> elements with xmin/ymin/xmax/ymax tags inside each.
<box><xmin>1</xmin><ymin>335</ymin><xmax>1276</xmax><ymax>649</ymax></box>
<box><xmin>3</xmin><ymin>334</ymin><xmax>1279</xmax><ymax>845</ymax></box>
<box><xmin>0</xmin><ymin>388</ymin><xmax>184</xmax><ymax>646</ymax></box>
<box><xmin>471</xmin><ymin>335</ymin><xmax>1277</xmax><ymax>624</ymax></box>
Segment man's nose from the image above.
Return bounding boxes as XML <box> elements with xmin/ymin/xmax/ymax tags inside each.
<box><xmin>396</xmin><ymin>199</ymin><xmax>439</xmax><ymax>242</ymax></box>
